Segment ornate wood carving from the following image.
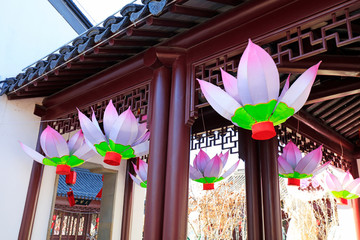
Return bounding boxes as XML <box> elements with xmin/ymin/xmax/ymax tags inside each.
<box><xmin>49</xmin><ymin>82</ymin><xmax>150</xmax><ymax>134</ymax></box>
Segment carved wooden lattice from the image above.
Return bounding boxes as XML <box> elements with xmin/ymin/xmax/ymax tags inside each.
<box><xmin>190</xmin><ymin>125</ymin><xmax>351</xmax><ymax>171</ymax></box>
<box><xmin>49</xmin><ymin>82</ymin><xmax>150</xmax><ymax>134</ymax></box>
<box><xmin>191</xmin><ymin>4</ymin><xmax>360</xmax><ymax>114</ymax></box>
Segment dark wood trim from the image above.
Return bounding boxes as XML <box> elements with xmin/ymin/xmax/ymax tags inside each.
<box><xmin>258</xmin><ymin>137</ymin><xmax>282</xmax><ymax>240</ymax></box>
<box><xmin>121</xmin><ymin>158</ymin><xmax>136</xmax><ymax>240</ymax></box>
<box><xmin>18</xmin><ymin>122</ymin><xmax>47</xmax><ymax>240</ymax></box>
<box><xmin>239</xmin><ymin>128</ymin><xmax>263</xmax><ymax>240</ymax></box>
<box><xmin>162</xmin><ymin>55</ymin><xmax>190</xmax><ymax>239</ymax></box>
<box><xmin>143</xmin><ymin>66</ymin><xmax>172</xmax><ymax>240</ymax></box>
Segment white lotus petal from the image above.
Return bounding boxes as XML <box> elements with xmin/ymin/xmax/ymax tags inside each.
<box><xmin>295</xmin><ymin>145</ymin><xmax>322</xmax><ymax>175</ymax></box>
<box><xmin>246</xmin><ymin>39</ymin><xmax>279</xmax><ymax>104</ymax></box>
<box><xmin>132</xmin><ymin>141</ymin><xmax>149</xmax><ymax>157</ymax></box>
<box><xmin>103</xmin><ymin>100</ymin><xmax>119</xmax><ymax>139</ymax></box>
<box><xmin>72</xmin><ymin>142</ymin><xmax>96</xmax><ymax>160</ymax></box>
<box><xmin>19</xmin><ymin>142</ymin><xmax>46</xmax><ymax>164</ymax></box>
<box><xmin>91</xmin><ymin>109</ymin><xmax>102</xmax><ymax>132</ymax></box>
<box><xmin>78</xmin><ymin>109</ymin><xmax>106</xmax><ymax>145</ymax></box>
<box><xmin>220</xmin><ymin>68</ymin><xmax>241</xmax><ymax>103</ymax></box>
<box><xmin>40</xmin><ymin>126</ymin><xmax>69</xmax><ymax>158</ymax></box>
<box><xmin>221</xmin><ymin>160</ymin><xmax>240</xmax><ymax>179</ymax></box>
<box><xmin>278</xmin><ymin>156</ymin><xmax>294</xmax><ymax>174</ymax></box>
<box><xmin>198</xmin><ymin>79</ymin><xmax>241</xmax><ymax>120</ymax></box>
<box><xmin>109</xmin><ymin>107</ymin><xmax>139</xmax><ymax>145</ymax></box>
<box><xmin>277</xmin><ymin>75</ymin><xmax>290</xmax><ymax>103</ymax></box>
<box><xmin>237</xmin><ymin>41</ymin><xmax>253</xmax><ymax>105</ymax></box>
<box><xmin>325</xmin><ymin>172</ymin><xmax>343</xmax><ymax>192</ymax></box>
<box><xmin>130</xmin><ymin>173</ymin><xmax>143</xmax><ymax>187</ymax></box>
<box><xmin>67</xmin><ymin>130</ymin><xmax>84</xmax><ymax>155</ymax></box>
<box><xmin>280</xmin><ymin>62</ymin><xmax>321</xmax><ymax>113</ymax></box>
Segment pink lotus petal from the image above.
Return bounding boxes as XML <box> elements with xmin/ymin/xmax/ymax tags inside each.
<box><xmin>129</xmin><ymin>173</ymin><xmax>143</xmax><ymax>186</ymax></box>
<box><xmin>342</xmin><ymin>170</ymin><xmax>355</xmax><ymax>186</ymax></box>
<box><xmin>219</xmin><ymin>150</ymin><xmax>229</xmax><ymax>166</ymax></box>
<box><xmin>133</xmin><ymin>131</ymin><xmax>150</xmax><ymax>146</ymax></box>
<box><xmin>245</xmin><ymin>39</ymin><xmax>279</xmax><ymax>104</ymax></box>
<box><xmin>193</xmin><ymin>149</ymin><xmax>210</xmax><ymax>174</ymax></box>
<box><xmin>103</xmin><ymin>100</ymin><xmax>119</xmax><ymax>139</ymax></box>
<box><xmin>221</xmin><ymin>160</ymin><xmax>240</xmax><ymax>179</ymax></box>
<box><xmin>282</xmin><ymin>141</ymin><xmax>302</xmax><ymax>168</ymax></box>
<box><xmin>312</xmin><ymin>161</ymin><xmax>331</xmax><ymax>175</ymax></box>
<box><xmin>40</xmin><ymin>126</ymin><xmax>69</xmax><ymax>158</ymax></box>
<box><xmin>198</xmin><ymin>79</ymin><xmax>241</xmax><ymax>121</ymax></box>
<box><xmin>204</xmin><ymin>155</ymin><xmax>223</xmax><ymax>178</ymax></box>
<box><xmin>190</xmin><ymin>165</ymin><xmax>203</xmax><ymax>180</ymax></box>
<box><xmin>220</xmin><ymin>68</ymin><xmax>241</xmax><ymax>103</ymax></box>
<box><xmin>78</xmin><ymin>109</ymin><xmax>106</xmax><ymax>145</ymax></box>
<box><xmin>277</xmin><ymin>74</ymin><xmax>290</xmax><ymax>103</ymax></box>
<box><xmin>134</xmin><ymin>123</ymin><xmax>148</xmax><ymax>143</ymax></box>
<box><xmin>91</xmin><ymin>109</ymin><xmax>102</xmax><ymax>132</ymax></box>
<box><xmin>132</xmin><ymin>141</ymin><xmax>149</xmax><ymax>157</ymax></box>
<box><xmin>325</xmin><ymin>172</ymin><xmax>343</xmax><ymax>192</ymax></box>
<box><xmin>281</xmin><ymin>62</ymin><xmax>321</xmax><ymax>113</ymax></box>
<box><xmin>237</xmin><ymin>41</ymin><xmax>254</xmax><ymax>105</ymax></box>
<box><xmin>137</xmin><ymin>159</ymin><xmax>148</xmax><ymax>182</ymax></box>
<box><xmin>345</xmin><ymin>178</ymin><xmax>360</xmax><ymax>193</ymax></box>
<box><xmin>109</xmin><ymin>107</ymin><xmax>139</xmax><ymax>145</ymax></box>
<box><xmin>19</xmin><ymin>142</ymin><xmax>46</xmax><ymax>164</ymax></box>
<box><xmin>295</xmin><ymin>145</ymin><xmax>322</xmax><ymax>175</ymax></box>
<box><xmin>72</xmin><ymin>142</ymin><xmax>96</xmax><ymax>160</ymax></box>
<box><xmin>67</xmin><ymin>130</ymin><xmax>84</xmax><ymax>155</ymax></box>
<box><xmin>278</xmin><ymin>155</ymin><xmax>294</xmax><ymax>174</ymax></box>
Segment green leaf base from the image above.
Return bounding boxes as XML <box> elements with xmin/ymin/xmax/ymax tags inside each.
<box><xmin>331</xmin><ymin>190</ymin><xmax>360</xmax><ymax>200</ymax></box>
<box><xmin>231</xmin><ymin>100</ymin><xmax>295</xmax><ymax>130</ymax></box>
<box><xmin>140</xmin><ymin>180</ymin><xmax>147</xmax><ymax>188</ymax></box>
<box><xmin>279</xmin><ymin>171</ymin><xmax>312</xmax><ymax>179</ymax></box>
<box><xmin>95</xmin><ymin>139</ymin><xmax>136</xmax><ymax>159</ymax></box>
<box><xmin>193</xmin><ymin>176</ymin><xmax>225</xmax><ymax>184</ymax></box>
<box><xmin>43</xmin><ymin>155</ymin><xmax>85</xmax><ymax>168</ymax></box>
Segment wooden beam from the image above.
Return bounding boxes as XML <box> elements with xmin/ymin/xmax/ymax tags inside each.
<box><xmin>170</xmin><ymin>4</ymin><xmax>218</xmax><ymax>18</ymax></box>
<box><xmin>126</xmin><ymin>28</ymin><xmax>174</xmax><ymax>38</ymax></box>
<box><xmin>146</xmin><ymin>16</ymin><xmax>195</xmax><ymax>28</ymax></box>
<box><xmin>108</xmin><ymin>39</ymin><xmax>159</xmax><ymax>47</ymax></box>
<box><xmin>206</xmin><ymin>0</ymin><xmax>244</xmax><ymax>5</ymax></box>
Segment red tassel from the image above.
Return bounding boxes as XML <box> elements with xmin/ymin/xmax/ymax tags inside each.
<box><xmin>65</xmin><ymin>171</ymin><xmax>77</xmax><ymax>186</ymax></box>
<box><xmin>67</xmin><ymin>188</ymin><xmax>75</xmax><ymax>207</ymax></box>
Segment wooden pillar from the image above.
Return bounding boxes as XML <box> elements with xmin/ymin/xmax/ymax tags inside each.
<box><xmin>143</xmin><ymin>64</ymin><xmax>172</xmax><ymax>240</ymax></box>
<box><xmin>162</xmin><ymin>55</ymin><xmax>190</xmax><ymax>239</ymax></box>
<box><xmin>258</xmin><ymin>137</ymin><xmax>282</xmax><ymax>240</ymax></box>
<box><xmin>18</xmin><ymin>122</ymin><xmax>46</xmax><ymax>240</ymax></box>
<box><xmin>238</xmin><ymin>128</ymin><xmax>263</xmax><ymax>240</ymax></box>
<box><xmin>121</xmin><ymin>158</ymin><xmax>136</xmax><ymax>240</ymax></box>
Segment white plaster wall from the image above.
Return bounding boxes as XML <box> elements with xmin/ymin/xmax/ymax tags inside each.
<box><xmin>0</xmin><ymin>96</ymin><xmax>43</xmax><ymax>238</ymax></box>
<box><xmin>0</xmin><ymin>0</ymin><xmax>77</xmax><ymax>79</ymax></box>
<box><xmin>130</xmin><ymin>185</ymin><xmax>146</xmax><ymax>240</ymax></box>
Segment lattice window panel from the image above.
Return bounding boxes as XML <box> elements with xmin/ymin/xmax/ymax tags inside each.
<box><xmin>49</xmin><ymin>82</ymin><xmax>150</xmax><ymax>134</ymax></box>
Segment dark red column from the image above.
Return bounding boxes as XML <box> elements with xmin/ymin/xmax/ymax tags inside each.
<box><xmin>18</xmin><ymin>122</ymin><xmax>46</xmax><ymax>240</ymax></box>
<box><xmin>238</xmin><ymin>128</ymin><xmax>263</xmax><ymax>240</ymax></box>
<box><xmin>258</xmin><ymin>137</ymin><xmax>283</xmax><ymax>240</ymax></box>
<box><xmin>162</xmin><ymin>55</ymin><xmax>190</xmax><ymax>239</ymax></box>
<box><xmin>143</xmin><ymin>66</ymin><xmax>172</xmax><ymax>240</ymax></box>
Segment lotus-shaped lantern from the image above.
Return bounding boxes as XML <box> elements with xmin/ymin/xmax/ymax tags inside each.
<box><xmin>325</xmin><ymin>170</ymin><xmax>360</xmax><ymax>204</ymax></box>
<box><xmin>78</xmin><ymin>100</ymin><xmax>150</xmax><ymax>166</ymax></box>
<box><xmin>198</xmin><ymin>39</ymin><xmax>321</xmax><ymax>140</ymax></box>
<box><xmin>20</xmin><ymin>126</ymin><xmax>95</xmax><ymax>175</ymax></box>
<box><xmin>278</xmin><ymin>141</ymin><xmax>330</xmax><ymax>186</ymax></box>
<box><xmin>190</xmin><ymin>149</ymin><xmax>240</xmax><ymax>190</ymax></box>
<box><xmin>129</xmin><ymin>158</ymin><xmax>148</xmax><ymax>188</ymax></box>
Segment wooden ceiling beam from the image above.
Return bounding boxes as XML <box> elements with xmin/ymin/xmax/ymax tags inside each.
<box><xmin>146</xmin><ymin>16</ymin><xmax>195</xmax><ymax>28</ymax></box>
<box><xmin>206</xmin><ymin>0</ymin><xmax>244</xmax><ymax>6</ymax></box>
<box><xmin>306</xmin><ymin>78</ymin><xmax>360</xmax><ymax>105</ymax></box>
<box><xmin>94</xmin><ymin>47</ymin><xmax>144</xmax><ymax>55</ymax></box>
<box><xmin>170</xmin><ymin>4</ymin><xmax>218</xmax><ymax>18</ymax></box>
<box><xmin>108</xmin><ymin>38</ymin><xmax>159</xmax><ymax>47</ymax></box>
<box><xmin>126</xmin><ymin>28</ymin><xmax>174</xmax><ymax>38</ymax></box>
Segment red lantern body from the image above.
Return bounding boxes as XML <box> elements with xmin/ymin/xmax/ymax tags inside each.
<box><xmin>56</xmin><ymin>164</ymin><xmax>71</xmax><ymax>175</ymax></box>
<box><xmin>336</xmin><ymin>198</ymin><xmax>348</xmax><ymax>205</ymax></box>
<box><xmin>251</xmin><ymin>121</ymin><xmax>276</xmax><ymax>140</ymax></box>
<box><xmin>65</xmin><ymin>171</ymin><xmax>77</xmax><ymax>185</ymax></box>
<box><xmin>104</xmin><ymin>151</ymin><xmax>122</xmax><ymax>166</ymax></box>
<box><xmin>203</xmin><ymin>183</ymin><xmax>214</xmax><ymax>190</ymax></box>
<box><xmin>287</xmin><ymin>178</ymin><xmax>300</xmax><ymax>186</ymax></box>
<box><xmin>67</xmin><ymin>189</ymin><xmax>75</xmax><ymax>207</ymax></box>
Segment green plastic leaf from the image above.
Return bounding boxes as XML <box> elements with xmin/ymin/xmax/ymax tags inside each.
<box><xmin>269</xmin><ymin>102</ymin><xmax>295</xmax><ymax>126</ymax></box>
<box><xmin>95</xmin><ymin>141</ymin><xmax>111</xmax><ymax>156</ymax></box>
<box><xmin>66</xmin><ymin>155</ymin><xmax>85</xmax><ymax>167</ymax></box>
<box><xmin>42</xmin><ymin>158</ymin><xmax>58</xmax><ymax>166</ymax></box>
<box><xmin>95</xmin><ymin>141</ymin><xmax>136</xmax><ymax>159</ymax></box>
<box><xmin>231</xmin><ymin>108</ymin><xmax>256</xmax><ymax>130</ymax></box>
<box><xmin>331</xmin><ymin>190</ymin><xmax>360</xmax><ymax>199</ymax></box>
<box><xmin>193</xmin><ymin>178</ymin><xmax>208</xmax><ymax>184</ymax></box>
<box><xmin>279</xmin><ymin>171</ymin><xmax>312</xmax><ymax>179</ymax></box>
<box><xmin>243</xmin><ymin>100</ymin><xmax>277</xmax><ymax>122</ymax></box>
<box><xmin>214</xmin><ymin>177</ymin><xmax>224</xmax><ymax>182</ymax></box>
<box><xmin>140</xmin><ymin>180</ymin><xmax>147</xmax><ymax>188</ymax></box>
